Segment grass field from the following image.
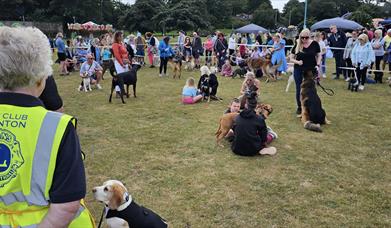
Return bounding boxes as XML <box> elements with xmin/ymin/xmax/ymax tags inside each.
<box><xmin>54</xmin><ymin>59</ymin><xmax>391</xmax><ymax>227</ymax></box>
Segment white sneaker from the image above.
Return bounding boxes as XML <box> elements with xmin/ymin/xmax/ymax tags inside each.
<box><xmin>345</xmin><ymin>78</ymin><xmax>350</xmax><ymax>82</ymax></box>
<box><xmin>322</xmin><ymin>74</ymin><xmax>327</xmax><ymax>78</ymax></box>
<box><xmin>77</xmin><ymin>85</ymin><xmax>82</xmax><ymax>91</ymax></box>
<box><xmin>358</xmin><ymin>85</ymin><xmax>364</xmax><ymax>91</ymax></box>
<box><xmin>259</xmin><ymin>146</ymin><xmax>277</xmax><ymax>156</ymax></box>
<box><xmin>96</xmin><ymin>84</ymin><xmax>102</xmax><ymax>90</ymax></box>
<box><xmin>159</xmin><ymin>73</ymin><xmax>162</xmax><ymax>77</ymax></box>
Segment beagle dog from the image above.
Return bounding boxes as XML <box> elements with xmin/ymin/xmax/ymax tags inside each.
<box><xmin>93</xmin><ymin>180</ymin><xmax>168</xmax><ymax>228</ymax></box>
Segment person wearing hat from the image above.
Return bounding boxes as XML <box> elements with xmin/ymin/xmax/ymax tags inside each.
<box><xmin>79</xmin><ymin>53</ymin><xmax>103</xmax><ymax>90</ymax></box>
<box><xmin>230</xmin><ymin>91</ymin><xmax>277</xmax><ymax>156</ymax></box>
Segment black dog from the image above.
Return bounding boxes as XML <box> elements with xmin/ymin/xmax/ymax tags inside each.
<box><xmin>106</xmin><ymin>199</ymin><xmax>168</xmax><ymax>228</ymax></box>
<box><xmin>232</xmin><ymin>67</ymin><xmax>248</xmax><ymax>79</ymax></box>
<box><xmin>109</xmin><ymin>63</ymin><xmax>141</xmax><ymax>104</ymax></box>
<box><xmin>347</xmin><ymin>75</ymin><xmax>359</xmax><ymax>92</ymax></box>
<box><xmin>198</xmin><ymin>73</ymin><xmax>219</xmax><ymax>102</ymax></box>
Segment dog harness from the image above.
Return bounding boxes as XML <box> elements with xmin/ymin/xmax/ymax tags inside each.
<box><xmin>106</xmin><ymin>200</ymin><xmax>167</xmax><ymax>228</ymax></box>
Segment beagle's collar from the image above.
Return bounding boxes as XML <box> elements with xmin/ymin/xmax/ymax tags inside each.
<box><xmin>105</xmin><ymin>192</ymin><xmax>132</xmax><ymax>211</ymax></box>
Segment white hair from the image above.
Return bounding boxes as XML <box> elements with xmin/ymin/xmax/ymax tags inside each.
<box><xmin>209</xmin><ymin>66</ymin><xmax>217</xmax><ymax>74</ymax></box>
<box><xmin>200</xmin><ymin>65</ymin><xmax>210</xmax><ymax>75</ymax></box>
<box><xmin>0</xmin><ymin>26</ymin><xmax>52</xmax><ymax>90</ymax></box>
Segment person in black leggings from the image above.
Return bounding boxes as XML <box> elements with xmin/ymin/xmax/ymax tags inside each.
<box><xmin>158</xmin><ymin>36</ymin><xmax>174</xmax><ymax>77</ymax></box>
<box><xmin>289</xmin><ymin>29</ymin><xmax>321</xmax><ymax>115</ymax></box>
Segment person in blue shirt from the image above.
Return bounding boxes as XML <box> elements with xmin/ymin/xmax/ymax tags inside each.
<box><xmin>101</xmin><ymin>47</ymin><xmax>112</xmax><ymax>79</ymax></box>
<box><xmin>182</xmin><ymin>77</ymin><xmax>203</xmax><ymax>104</ymax></box>
<box><xmin>158</xmin><ymin>36</ymin><xmax>174</xmax><ymax>77</ymax></box>
<box><xmin>55</xmin><ymin>32</ymin><xmax>69</xmax><ymax>75</ymax></box>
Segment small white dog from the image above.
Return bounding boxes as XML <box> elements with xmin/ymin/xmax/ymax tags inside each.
<box><xmin>285</xmin><ymin>63</ymin><xmax>294</xmax><ymax>92</ymax></box>
<box><xmin>93</xmin><ymin>180</ymin><xmax>168</xmax><ymax>228</ymax></box>
<box><xmin>81</xmin><ymin>73</ymin><xmax>92</xmax><ymax>92</ymax></box>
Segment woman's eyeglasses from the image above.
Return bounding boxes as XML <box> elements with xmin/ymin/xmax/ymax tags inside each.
<box><xmin>300</xmin><ymin>36</ymin><xmax>310</xmax><ymax>40</ymax></box>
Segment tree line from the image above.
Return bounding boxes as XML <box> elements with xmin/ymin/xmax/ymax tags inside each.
<box><xmin>1</xmin><ymin>0</ymin><xmax>390</xmax><ymax>33</ymax></box>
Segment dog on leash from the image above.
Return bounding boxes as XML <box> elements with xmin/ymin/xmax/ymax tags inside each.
<box><xmin>81</xmin><ymin>73</ymin><xmax>92</xmax><ymax>92</ymax></box>
<box><xmin>109</xmin><ymin>63</ymin><xmax>141</xmax><ymax>104</ymax></box>
<box><xmin>347</xmin><ymin>73</ymin><xmax>359</xmax><ymax>92</ymax></box>
<box><xmin>285</xmin><ymin>58</ymin><xmax>294</xmax><ymax>92</ymax></box>
<box><xmin>215</xmin><ymin>103</ymin><xmax>273</xmax><ymax>147</ymax></box>
<box><xmin>168</xmin><ymin>51</ymin><xmax>183</xmax><ymax>79</ymax></box>
<box><xmin>300</xmin><ymin>70</ymin><xmax>330</xmax><ymax>132</ymax></box>
<box><xmin>93</xmin><ymin>180</ymin><xmax>168</xmax><ymax>228</ymax></box>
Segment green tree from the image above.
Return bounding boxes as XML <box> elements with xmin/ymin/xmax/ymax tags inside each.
<box><xmin>247</xmin><ymin>0</ymin><xmax>272</xmax><ymax>13</ymax></box>
<box><xmin>309</xmin><ymin>0</ymin><xmax>338</xmax><ymax>21</ymax></box>
<box><xmin>252</xmin><ymin>3</ymin><xmax>276</xmax><ymax>29</ymax></box>
<box><xmin>119</xmin><ymin>0</ymin><xmax>164</xmax><ymax>33</ymax></box>
<box><xmin>281</xmin><ymin>0</ymin><xmax>304</xmax><ymax>26</ymax></box>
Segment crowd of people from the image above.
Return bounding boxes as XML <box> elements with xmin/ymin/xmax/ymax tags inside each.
<box><xmin>1</xmin><ymin>20</ymin><xmax>391</xmax><ymax>226</ymax></box>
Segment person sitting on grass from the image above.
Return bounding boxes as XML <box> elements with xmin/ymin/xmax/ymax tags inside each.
<box><xmin>182</xmin><ymin>77</ymin><xmax>203</xmax><ymax>104</ymax></box>
<box><xmin>224</xmin><ymin>98</ymin><xmax>241</xmax><ymax>114</ymax></box>
<box><xmin>79</xmin><ymin>54</ymin><xmax>103</xmax><ymax>90</ymax></box>
<box><xmin>231</xmin><ymin>92</ymin><xmax>277</xmax><ymax>156</ymax></box>
<box><xmin>239</xmin><ymin>72</ymin><xmax>261</xmax><ymax>108</ymax></box>
<box><xmin>221</xmin><ymin>59</ymin><xmax>233</xmax><ymax>77</ymax></box>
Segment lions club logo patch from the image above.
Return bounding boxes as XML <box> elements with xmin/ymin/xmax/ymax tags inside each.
<box><xmin>0</xmin><ymin>128</ymin><xmax>24</xmax><ymax>187</ymax></box>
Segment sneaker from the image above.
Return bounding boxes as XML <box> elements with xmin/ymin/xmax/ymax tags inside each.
<box><xmin>267</xmin><ymin>127</ymin><xmax>278</xmax><ymax>139</ymax></box>
<box><xmin>77</xmin><ymin>85</ymin><xmax>82</xmax><ymax>91</ymax></box>
<box><xmin>259</xmin><ymin>146</ymin><xmax>277</xmax><ymax>156</ymax></box>
<box><xmin>96</xmin><ymin>84</ymin><xmax>102</xmax><ymax>90</ymax></box>
<box><xmin>159</xmin><ymin>73</ymin><xmax>162</xmax><ymax>77</ymax></box>
<box><xmin>322</xmin><ymin>74</ymin><xmax>327</xmax><ymax>78</ymax></box>
<box><xmin>358</xmin><ymin>85</ymin><xmax>364</xmax><ymax>91</ymax></box>
<box><xmin>345</xmin><ymin>78</ymin><xmax>350</xmax><ymax>82</ymax></box>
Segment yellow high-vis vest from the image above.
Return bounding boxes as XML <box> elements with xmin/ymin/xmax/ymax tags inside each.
<box><xmin>0</xmin><ymin>104</ymin><xmax>95</xmax><ymax>228</ymax></box>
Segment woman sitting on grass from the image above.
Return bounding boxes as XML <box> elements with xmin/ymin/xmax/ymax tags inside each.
<box><xmin>182</xmin><ymin>77</ymin><xmax>203</xmax><ymax>104</ymax></box>
<box><xmin>221</xmin><ymin>59</ymin><xmax>233</xmax><ymax>77</ymax></box>
<box><xmin>231</xmin><ymin>92</ymin><xmax>277</xmax><ymax>156</ymax></box>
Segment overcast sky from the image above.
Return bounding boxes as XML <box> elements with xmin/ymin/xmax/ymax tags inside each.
<box><xmin>120</xmin><ymin>0</ymin><xmax>289</xmax><ymax>11</ymax></box>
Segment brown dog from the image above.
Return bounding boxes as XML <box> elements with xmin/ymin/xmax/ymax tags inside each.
<box><xmin>168</xmin><ymin>58</ymin><xmax>182</xmax><ymax>79</ymax></box>
<box><xmin>300</xmin><ymin>70</ymin><xmax>330</xmax><ymax>132</ymax></box>
<box><xmin>215</xmin><ymin>103</ymin><xmax>273</xmax><ymax>147</ymax></box>
<box><xmin>246</xmin><ymin>54</ymin><xmax>282</xmax><ymax>82</ymax></box>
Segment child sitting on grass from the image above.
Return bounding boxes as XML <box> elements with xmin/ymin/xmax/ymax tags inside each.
<box><xmin>182</xmin><ymin>77</ymin><xmax>203</xmax><ymax>104</ymax></box>
<box><xmin>221</xmin><ymin>59</ymin><xmax>233</xmax><ymax>77</ymax></box>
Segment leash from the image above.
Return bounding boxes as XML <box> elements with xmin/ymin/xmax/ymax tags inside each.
<box><xmin>97</xmin><ymin>206</ymin><xmax>106</xmax><ymax>228</ymax></box>
<box><xmin>317</xmin><ymin>80</ymin><xmax>335</xmax><ymax>96</ymax></box>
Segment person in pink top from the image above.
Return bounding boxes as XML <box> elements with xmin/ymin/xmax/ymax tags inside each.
<box><xmin>221</xmin><ymin>59</ymin><xmax>233</xmax><ymax>77</ymax></box>
<box><xmin>112</xmin><ymin>31</ymin><xmax>130</xmax><ymax>74</ymax></box>
<box><xmin>204</xmin><ymin>35</ymin><xmax>214</xmax><ymax>65</ymax></box>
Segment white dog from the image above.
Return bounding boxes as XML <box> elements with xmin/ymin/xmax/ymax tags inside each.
<box><xmin>92</xmin><ymin>180</ymin><xmax>168</xmax><ymax>228</ymax></box>
<box><xmin>81</xmin><ymin>73</ymin><xmax>92</xmax><ymax>92</ymax></box>
<box><xmin>285</xmin><ymin>63</ymin><xmax>294</xmax><ymax>92</ymax></box>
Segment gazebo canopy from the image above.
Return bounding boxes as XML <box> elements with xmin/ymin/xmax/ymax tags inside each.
<box><xmin>235</xmin><ymin>23</ymin><xmax>268</xmax><ymax>34</ymax></box>
<box><xmin>310</xmin><ymin>17</ymin><xmax>363</xmax><ymax>31</ymax></box>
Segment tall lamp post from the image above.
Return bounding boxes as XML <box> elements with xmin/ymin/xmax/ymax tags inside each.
<box><xmin>303</xmin><ymin>0</ymin><xmax>308</xmax><ymax>29</ymax></box>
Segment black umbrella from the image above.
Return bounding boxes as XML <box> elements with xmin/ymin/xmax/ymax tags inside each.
<box><xmin>310</xmin><ymin>17</ymin><xmax>363</xmax><ymax>31</ymax></box>
<box><xmin>235</xmin><ymin>23</ymin><xmax>268</xmax><ymax>34</ymax></box>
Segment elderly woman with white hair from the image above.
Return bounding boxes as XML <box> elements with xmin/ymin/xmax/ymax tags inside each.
<box><xmin>351</xmin><ymin>33</ymin><xmax>375</xmax><ymax>91</ymax></box>
<box><xmin>371</xmin><ymin>29</ymin><xmax>385</xmax><ymax>83</ymax></box>
<box><xmin>0</xmin><ymin>27</ymin><xmax>94</xmax><ymax>227</ymax></box>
